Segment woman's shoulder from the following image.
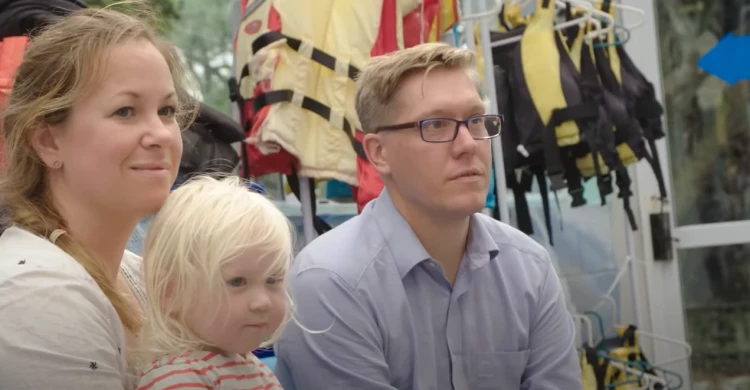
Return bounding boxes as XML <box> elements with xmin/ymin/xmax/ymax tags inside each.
<box><xmin>0</xmin><ymin>225</ymin><xmax>123</xmax><ymax>326</ymax></box>
<box><xmin>0</xmin><ymin>226</ymin><xmax>129</xmax><ymax>389</ymax></box>
<box><xmin>0</xmin><ymin>226</ymin><xmax>94</xmax><ymax>283</ymax></box>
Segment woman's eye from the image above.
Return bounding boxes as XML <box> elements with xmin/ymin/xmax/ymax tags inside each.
<box><xmin>113</xmin><ymin>107</ymin><xmax>134</xmax><ymax>117</ymax></box>
<box><xmin>227</xmin><ymin>277</ymin><xmax>247</xmax><ymax>287</ymax></box>
<box><xmin>159</xmin><ymin>106</ymin><xmax>176</xmax><ymax>117</ymax></box>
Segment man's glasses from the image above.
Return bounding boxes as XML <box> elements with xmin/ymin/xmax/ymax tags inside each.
<box><xmin>374</xmin><ymin>114</ymin><xmax>503</xmax><ymax>143</ymax></box>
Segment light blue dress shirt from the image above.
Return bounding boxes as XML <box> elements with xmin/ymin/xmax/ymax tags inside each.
<box><xmin>275</xmin><ymin>190</ymin><xmax>581</xmax><ymax>389</ymax></box>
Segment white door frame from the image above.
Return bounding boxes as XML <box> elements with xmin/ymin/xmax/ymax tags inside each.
<box><xmin>624</xmin><ymin>0</ymin><xmax>693</xmax><ymax>386</ymax></box>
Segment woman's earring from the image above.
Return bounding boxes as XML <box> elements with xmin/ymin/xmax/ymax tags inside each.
<box><xmin>51</xmin><ymin>160</ymin><xmax>62</xmax><ymax>169</ymax></box>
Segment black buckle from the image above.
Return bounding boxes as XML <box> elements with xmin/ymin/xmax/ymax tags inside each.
<box><xmin>569</xmin><ymin>188</ymin><xmax>586</xmax><ymax>207</ymax></box>
<box><xmin>549</xmin><ymin>173</ymin><xmax>567</xmax><ymax>191</ymax></box>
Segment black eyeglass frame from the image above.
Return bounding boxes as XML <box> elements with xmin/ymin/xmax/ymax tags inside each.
<box><xmin>373</xmin><ymin>114</ymin><xmax>504</xmax><ymax>143</ymax></box>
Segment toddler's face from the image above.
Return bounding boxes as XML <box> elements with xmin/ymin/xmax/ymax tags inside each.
<box><xmin>185</xmin><ymin>250</ymin><xmax>288</xmax><ymax>355</ymax></box>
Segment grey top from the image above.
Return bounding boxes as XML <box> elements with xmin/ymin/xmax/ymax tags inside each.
<box><xmin>0</xmin><ymin>226</ymin><xmax>144</xmax><ymax>390</ymax></box>
<box><xmin>275</xmin><ymin>190</ymin><xmax>582</xmax><ymax>389</ymax></box>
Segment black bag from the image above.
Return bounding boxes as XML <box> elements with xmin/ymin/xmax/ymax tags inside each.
<box><xmin>179</xmin><ymin>103</ymin><xmax>245</xmax><ymax>179</ymax></box>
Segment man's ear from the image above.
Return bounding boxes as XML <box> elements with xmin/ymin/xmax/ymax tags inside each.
<box><xmin>29</xmin><ymin>123</ymin><xmax>62</xmax><ymax>168</ymax></box>
<box><xmin>362</xmin><ymin>132</ymin><xmax>391</xmax><ymax>176</ymax></box>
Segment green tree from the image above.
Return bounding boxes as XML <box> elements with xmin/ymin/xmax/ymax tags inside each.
<box><xmin>87</xmin><ymin>0</ymin><xmax>235</xmax><ymax>114</ymax></box>
<box><xmin>166</xmin><ymin>1</ymin><xmax>234</xmax><ymax>114</ymax></box>
<box><xmin>85</xmin><ymin>0</ymin><xmax>182</xmax><ymax>32</ymax></box>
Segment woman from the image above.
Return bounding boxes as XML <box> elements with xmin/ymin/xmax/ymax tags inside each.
<box><xmin>0</xmin><ymin>5</ymin><xmax>196</xmax><ymax>389</ymax></box>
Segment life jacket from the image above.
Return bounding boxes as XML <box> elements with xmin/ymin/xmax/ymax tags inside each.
<box><xmin>0</xmin><ymin>36</ymin><xmax>27</xmax><ymax>165</ymax></box>
<box><xmin>600</xmin><ymin>325</ymin><xmax>667</xmax><ymax>390</ymax></box>
<box><xmin>581</xmin><ymin>2</ymin><xmax>667</xmax><ymax>227</ymax></box>
<box><xmin>492</xmin><ymin>0</ymin><xmax>619</xmax><ymax>244</ymax></box>
<box><xmin>492</xmin><ymin>1</ymin><xmax>667</xmax><ymax>244</ymax></box>
<box><xmin>230</xmin><ymin>0</ymin><xmax>416</xmax><ymax>233</ymax></box>
<box><xmin>352</xmin><ymin>0</ymin><xmax>459</xmax><ymax>213</ymax></box>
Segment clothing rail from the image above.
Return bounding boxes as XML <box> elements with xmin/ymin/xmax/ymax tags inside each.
<box><xmin>467</xmin><ymin>0</ymin><xmax>642</xmax><ymax>331</ymax></box>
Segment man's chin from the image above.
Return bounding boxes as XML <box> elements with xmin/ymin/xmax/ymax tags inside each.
<box><xmin>444</xmin><ymin>194</ymin><xmax>486</xmax><ymax>217</ymax></box>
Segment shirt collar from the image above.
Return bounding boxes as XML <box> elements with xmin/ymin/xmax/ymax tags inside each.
<box><xmin>369</xmin><ymin>189</ymin><xmax>500</xmax><ymax>279</ymax></box>
<box><xmin>465</xmin><ymin>214</ymin><xmax>501</xmax><ymax>270</ymax></box>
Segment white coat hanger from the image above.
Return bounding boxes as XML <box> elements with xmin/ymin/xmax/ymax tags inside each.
<box><xmin>592</xmin><ymin>258</ymin><xmax>694</xmax><ymax>367</ymax></box>
<box><xmin>608</xmin><ymin>360</ymin><xmax>668</xmax><ymax>390</ymax></box>
<box><xmin>458</xmin><ymin>0</ymin><xmax>504</xmax><ymax>22</ymax></box>
<box><xmin>490</xmin><ymin>0</ymin><xmax>614</xmax><ymax>47</ymax></box>
<box><xmin>575</xmin><ymin>305</ymin><xmax>668</xmax><ymax>390</ymax></box>
<box><xmin>585</xmin><ymin>0</ymin><xmax>646</xmax><ymax>31</ymax></box>
<box><xmin>420</xmin><ymin>0</ymin><xmax>426</xmax><ymax>44</ymax></box>
<box><xmin>571</xmin><ymin>313</ymin><xmax>595</xmax><ymax>347</ymax></box>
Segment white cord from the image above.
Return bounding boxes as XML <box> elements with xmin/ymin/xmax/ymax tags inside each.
<box><xmin>420</xmin><ymin>0</ymin><xmax>426</xmax><ymax>44</ymax></box>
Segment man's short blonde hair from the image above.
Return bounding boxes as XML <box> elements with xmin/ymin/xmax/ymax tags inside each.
<box><xmin>355</xmin><ymin>42</ymin><xmax>479</xmax><ymax>133</ymax></box>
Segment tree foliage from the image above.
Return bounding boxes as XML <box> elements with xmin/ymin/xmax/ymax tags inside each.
<box><xmin>87</xmin><ymin>0</ymin><xmax>235</xmax><ymax>114</ymax></box>
<box><xmin>166</xmin><ymin>1</ymin><xmax>234</xmax><ymax>114</ymax></box>
<box><xmin>85</xmin><ymin>0</ymin><xmax>182</xmax><ymax>32</ymax></box>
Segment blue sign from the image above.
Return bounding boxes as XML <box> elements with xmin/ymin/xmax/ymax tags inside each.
<box><xmin>698</xmin><ymin>33</ymin><xmax>750</xmax><ymax>86</ymax></box>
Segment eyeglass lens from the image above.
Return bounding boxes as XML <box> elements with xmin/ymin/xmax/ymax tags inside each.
<box><xmin>420</xmin><ymin>115</ymin><xmax>502</xmax><ymax>142</ymax></box>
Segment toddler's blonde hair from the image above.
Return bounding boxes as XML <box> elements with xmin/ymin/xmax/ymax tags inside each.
<box><xmin>136</xmin><ymin>175</ymin><xmax>294</xmax><ymax>365</ymax></box>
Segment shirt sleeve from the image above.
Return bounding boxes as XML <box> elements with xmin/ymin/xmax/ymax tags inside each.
<box><xmin>274</xmin><ymin>266</ymin><xmax>398</xmax><ymax>390</ymax></box>
<box><xmin>0</xmin><ymin>268</ymin><xmax>128</xmax><ymax>390</ymax></box>
<box><xmin>521</xmin><ymin>254</ymin><xmax>583</xmax><ymax>389</ymax></box>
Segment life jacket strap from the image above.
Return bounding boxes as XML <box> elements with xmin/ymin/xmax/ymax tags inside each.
<box><xmin>544</xmin><ymin>103</ymin><xmax>599</xmax><ymax>190</ymax></box>
<box><xmin>250</xmin><ymin>31</ymin><xmax>361</xmax><ymax>81</ymax></box>
<box><xmin>252</xmin><ymin>89</ymin><xmax>368</xmax><ymax>161</ymax></box>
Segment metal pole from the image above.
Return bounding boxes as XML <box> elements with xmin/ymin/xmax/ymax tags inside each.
<box><xmin>463</xmin><ymin>0</ymin><xmax>511</xmax><ymax>224</ymax></box>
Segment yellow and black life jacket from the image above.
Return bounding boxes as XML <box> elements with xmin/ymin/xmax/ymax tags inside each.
<box><xmin>492</xmin><ymin>0</ymin><xmax>619</xmax><ymax>244</ymax></box>
<box><xmin>229</xmin><ymin>0</ymin><xmax>418</xmax><ymax>235</ymax></box>
<box><xmin>491</xmin><ymin>0</ymin><xmax>667</xmax><ymax>243</ymax></box>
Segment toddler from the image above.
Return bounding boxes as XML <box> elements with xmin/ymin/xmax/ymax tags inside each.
<box><xmin>135</xmin><ymin>176</ymin><xmax>293</xmax><ymax>389</ymax></box>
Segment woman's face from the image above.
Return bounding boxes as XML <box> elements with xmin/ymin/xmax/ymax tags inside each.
<box><xmin>45</xmin><ymin>38</ymin><xmax>182</xmax><ymax>219</ymax></box>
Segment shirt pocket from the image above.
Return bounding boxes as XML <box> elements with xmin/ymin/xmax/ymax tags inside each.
<box><xmin>470</xmin><ymin>350</ymin><xmax>530</xmax><ymax>390</ymax></box>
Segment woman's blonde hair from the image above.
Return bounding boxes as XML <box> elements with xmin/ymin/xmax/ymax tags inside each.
<box><xmin>136</xmin><ymin>175</ymin><xmax>295</xmax><ymax>364</ymax></box>
<box><xmin>0</xmin><ymin>2</ymin><xmax>197</xmax><ymax>333</ymax></box>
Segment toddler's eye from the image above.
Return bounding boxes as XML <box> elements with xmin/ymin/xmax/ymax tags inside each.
<box><xmin>266</xmin><ymin>276</ymin><xmax>284</xmax><ymax>285</ymax></box>
<box><xmin>227</xmin><ymin>277</ymin><xmax>247</xmax><ymax>287</ymax></box>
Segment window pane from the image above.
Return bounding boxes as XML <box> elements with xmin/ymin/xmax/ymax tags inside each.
<box><xmin>657</xmin><ymin>1</ymin><xmax>750</xmax><ymax>226</ymax></box>
<box><xmin>680</xmin><ymin>245</ymin><xmax>750</xmax><ymax>388</ymax></box>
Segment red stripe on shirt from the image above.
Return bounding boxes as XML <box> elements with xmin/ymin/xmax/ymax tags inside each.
<box><xmin>214</xmin><ymin>372</ymin><xmax>267</xmax><ymax>385</ymax></box>
<box><xmin>162</xmin><ymin>384</ymin><xmax>212</xmax><ymax>390</ymax></box>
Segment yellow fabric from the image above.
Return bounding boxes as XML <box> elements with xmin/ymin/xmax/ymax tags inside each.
<box><xmin>580</xmin><ymin>352</ymin><xmax>598</xmax><ymax>390</ymax></box>
<box><xmin>236</xmin><ymin>0</ymin><xmax>414</xmax><ymax>186</ymax></box>
<box><xmin>440</xmin><ymin>0</ymin><xmax>458</xmax><ymax>30</ymax></box>
<box><xmin>521</xmin><ymin>0</ymin><xmax>580</xmax><ymax>146</ymax></box>
<box><xmin>428</xmin><ymin>0</ymin><xmax>459</xmax><ymax>43</ymax></box>
<box><xmin>606</xmin><ymin>346</ymin><xmax>645</xmax><ymax>389</ymax></box>
<box><xmin>596</xmin><ymin>2</ymin><xmax>622</xmax><ymax>85</ymax></box>
<box><xmin>590</xmin><ymin>14</ymin><xmax>638</xmax><ymax>169</ymax></box>
<box><xmin>503</xmin><ymin>2</ymin><xmax>529</xmax><ymax>29</ymax></box>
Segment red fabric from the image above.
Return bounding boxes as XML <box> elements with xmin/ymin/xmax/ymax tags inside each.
<box><xmin>370</xmin><ymin>0</ymin><xmax>399</xmax><ymax>57</ymax></box>
<box><xmin>0</xmin><ymin>36</ymin><xmax>29</xmax><ymax>168</ymax></box>
<box><xmin>352</xmin><ymin>0</ymin><xmax>404</xmax><ymax>212</ymax></box>
<box><xmin>353</xmin><ymin>130</ymin><xmax>384</xmax><ymax>213</ymax></box>
<box><xmin>240</xmin><ymin>4</ymin><xmax>300</xmax><ymax>179</ymax></box>
<box><xmin>402</xmin><ymin>0</ymin><xmax>440</xmax><ymax>48</ymax></box>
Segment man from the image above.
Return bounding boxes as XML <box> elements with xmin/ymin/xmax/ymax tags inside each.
<box><xmin>274</xmin><ymin>42</ymin><xmax>581</xmax><ymax>389</ymax></box>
